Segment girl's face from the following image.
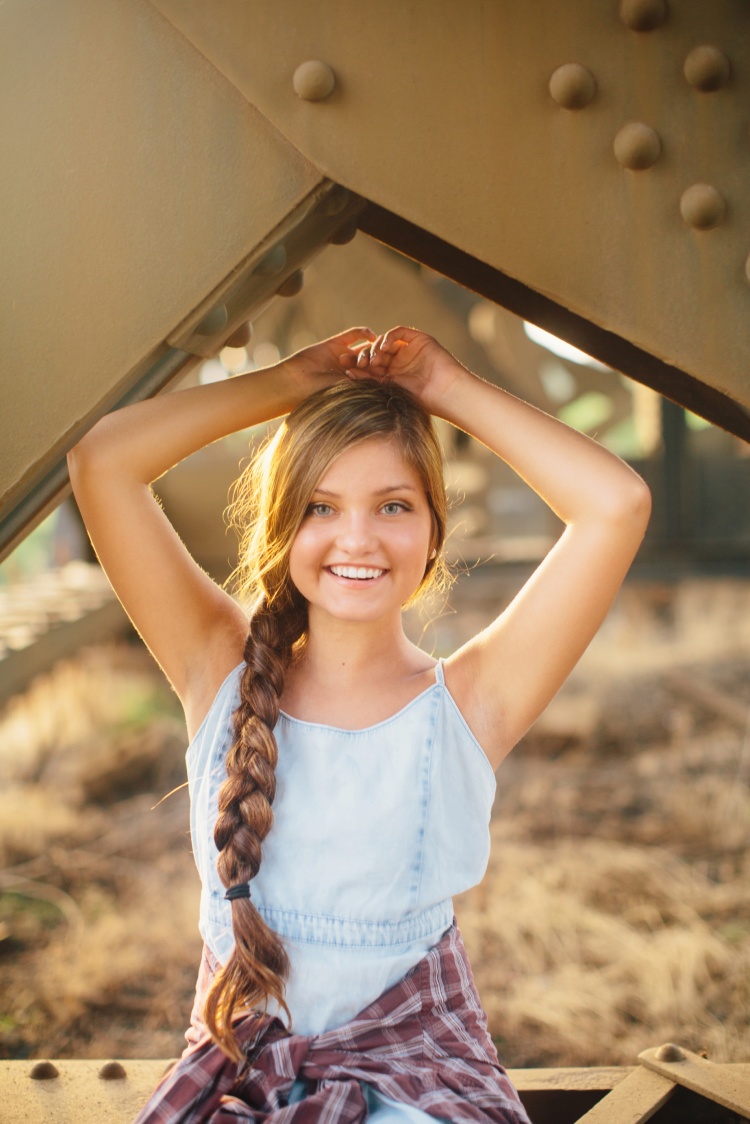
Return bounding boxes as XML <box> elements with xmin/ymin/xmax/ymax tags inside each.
<box><xmin>288</xmin><ymin>438</ymin><xmax>434</xmax><ymax>627</ymax></box>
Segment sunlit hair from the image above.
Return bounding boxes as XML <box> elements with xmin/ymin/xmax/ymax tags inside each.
<box><xmin>204</xmin><ymin>378</ymin><xmax>448</xmax><ymax>1060</ymax></box>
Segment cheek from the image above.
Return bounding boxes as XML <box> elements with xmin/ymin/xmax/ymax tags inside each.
<box><xmin>396</xmin><ymin>523</ymin><xmax>433</xmax><ymax>568</ymax></box>
<box><xmin>288</xmin><ymin>526</ymin><xmax>320</xmax><ymax>580</ymax></box>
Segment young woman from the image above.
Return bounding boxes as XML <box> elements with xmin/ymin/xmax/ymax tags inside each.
<box><xmin>68</xmin><ymin>326</ymin><xmax>651</xmax><ymax>1122</ymax></box>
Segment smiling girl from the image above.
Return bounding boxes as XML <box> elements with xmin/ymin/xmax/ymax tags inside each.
<box><xmin>68</xmin><ymin>326</ymin><xmax>650</xmax><ymax>1122</ymax></box>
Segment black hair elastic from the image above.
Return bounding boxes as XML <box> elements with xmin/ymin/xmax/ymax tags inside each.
<box><xmin>225</xmin><ymin>883</ymin><xmax>252</xmax><ymax>902</ymax></box>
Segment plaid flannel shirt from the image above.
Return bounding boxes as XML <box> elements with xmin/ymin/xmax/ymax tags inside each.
<box><xmin>134</xmin><ymin>922</ymin><xmax>530</xmax><ymax>1123</ymax></box>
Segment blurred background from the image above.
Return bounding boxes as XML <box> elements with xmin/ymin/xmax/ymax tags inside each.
<box><xmin>1</xmin><ymin>235</ymin><xmax>749</xmax><ymax>1067</ymax></box>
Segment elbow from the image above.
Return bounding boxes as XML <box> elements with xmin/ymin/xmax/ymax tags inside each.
<box><xmin>67</xmin><ymin>431</ymin><xmax>97</xmax><ymax>486</ymax></box>
<box><xmin>631</xmin><ymin>473</ymin><xmax>652</xmax><ymax>521</ymax></box>
<box><xmin>67</xmin><ymin>438</ymin><xmax>89</xmax><ymax>488</ymax></box>
<box><xmin>613</xmin><ymin>473</ymin><xmax>652</xmax><ymax>536</ymax></box>
<box><xmin>67</xmin><ymin>416</ymin><xmax>114</xmax><ymax>488</ymax></box>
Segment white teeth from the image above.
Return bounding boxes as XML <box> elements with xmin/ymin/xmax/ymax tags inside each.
<box><xmin>330</xmin><ymin>566</ymin><xmax>384</xmax><ymax>580</ymax></box>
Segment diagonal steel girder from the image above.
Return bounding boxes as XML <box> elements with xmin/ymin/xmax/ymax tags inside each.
<box><xmin>3</xmin><ymin>0</ymin><xmax>749</xmax><ymax>560</ymax></box>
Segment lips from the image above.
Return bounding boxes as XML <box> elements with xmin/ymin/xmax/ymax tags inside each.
<box><xmin>328</xmin><ymin>565</ymin><xmax>386</xmax><ymax>580</ymax></box>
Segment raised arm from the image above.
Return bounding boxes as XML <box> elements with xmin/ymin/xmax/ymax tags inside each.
<box><xmin>68</xmin><ymin>328</ymin><xmax>373</xmax><ymax>736</ymax></box>
<box><xmin>348</xmin><ymin>327</ymin><xmax>651</xmax><ymax>769</ymax></box>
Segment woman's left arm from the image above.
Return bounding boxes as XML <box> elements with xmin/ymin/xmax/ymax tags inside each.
<box><xmin>349</xmin><ymin>328</ymin><xmax>652</xmax><ymax>768</ymax></box>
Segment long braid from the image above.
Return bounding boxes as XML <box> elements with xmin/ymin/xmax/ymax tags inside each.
<box><xmin>203</xmin><ymin>592</ymin><xmax>306</xmax><ymax>1061</ymax></box>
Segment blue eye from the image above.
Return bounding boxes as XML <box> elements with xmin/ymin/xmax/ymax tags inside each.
<box><xmin>381</xmin><ymin>501</ymin><xmax>409</xmax><ymax>515</ymax></box>
<box><xmin>307</xmin><ymin>502</ymin><xmax>333</xmax><ymax>517</ymax></box>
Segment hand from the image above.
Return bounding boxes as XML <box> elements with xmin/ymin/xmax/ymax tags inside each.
<box><xmin>340</xmin><ymin>326</ymin><xmax>465</xmax><ymax>415</ymax></box>
<box><xmin>286</xmin><ymin>327</ymin><xmax>376</xmax><ymax>402</ymax></box>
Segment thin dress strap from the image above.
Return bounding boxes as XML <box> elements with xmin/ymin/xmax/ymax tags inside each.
<box><xmin>434</xmin><ymin>658</ymin><xmax>445</xmax><ymax>686</ymax></box>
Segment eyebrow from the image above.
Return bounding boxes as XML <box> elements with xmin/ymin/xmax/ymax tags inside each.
<box><xmin>312</xmin><ymin>484</ymin><xmax>419</xmax><ymax>497</ymax></box>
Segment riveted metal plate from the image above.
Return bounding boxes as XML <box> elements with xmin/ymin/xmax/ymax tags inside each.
<box><xmin>639</xmin><ymin>1045</ymin><xmax>750</xmax><ymax>1117</ymax></box>
<box><xmin>0</xmin><ymin>1059</ymin><xmax>167</xmax><ymax>1124</ymax></box>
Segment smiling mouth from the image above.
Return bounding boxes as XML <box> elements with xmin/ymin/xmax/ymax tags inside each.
<box><xmin>327</xmin><ymin>565</ymin><xmax>386</xmax><ymax>580</ymax></box>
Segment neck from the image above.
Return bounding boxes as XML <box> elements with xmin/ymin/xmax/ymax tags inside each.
<box><xmin>300</xmin><ymin>611</ymin><xmax>415</xmax><ymax>684</ymax></box>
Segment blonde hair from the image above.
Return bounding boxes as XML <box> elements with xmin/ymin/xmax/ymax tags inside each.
<box><xmin>204</xmin><ymin>379</ymin><xmax>448</xmax><ymax>1059</ymax></box>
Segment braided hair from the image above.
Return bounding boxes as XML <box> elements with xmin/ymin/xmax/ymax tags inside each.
<box><xmin>204</xmin><ymin>378</ymin><xmax>449</xmax><ymax>1060</ymax></box>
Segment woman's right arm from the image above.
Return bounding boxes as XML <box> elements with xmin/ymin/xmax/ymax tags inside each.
<box><xmin>67</xmin><ymin>328</ymin><xmax>372</xmax><ymax>736</ymax></box>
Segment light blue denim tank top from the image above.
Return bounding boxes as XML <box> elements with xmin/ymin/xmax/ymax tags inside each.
<box><xmin>186</xmin><ymin>659</ymin><xmax>496</xmax><ymax>1037</ymax></box>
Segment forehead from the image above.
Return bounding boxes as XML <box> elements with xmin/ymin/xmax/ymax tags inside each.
<box><xmin>313</xmin><ymin>438</ymin><xmax>423</xmax><ymax>492</ymax></box>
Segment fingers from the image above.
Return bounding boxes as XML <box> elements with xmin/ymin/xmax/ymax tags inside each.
<box><xmin>378</xmin><ymin>326</ymin><xmax>420</xmax><ymax>353</ymax></box>
<box><xmin>338</xmin><ymin>341</ymin><xmax>371</xmax><ymax>369</ymax></box>
<box><xmin>336</xmin><ymin>326</ymin><xmax>376</xmax><ymax>347</ymax></box>
<box><xmin>357</xmin><ymin>336</ymin><xmax>380</xmax><ymax>369</ymax></box>
<box><xmin>338</xmin><ymin>326</ymin><xmax>422</xmax><ymax>375</ymax></box>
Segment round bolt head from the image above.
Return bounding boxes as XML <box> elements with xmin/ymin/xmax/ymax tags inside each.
<box><xmin>277</xmin><ymin>270</ymin><xmax>304</xmax><ymax>298</ymax></box>
<box><xmin>253</xmin><ymin>244</ymin><xmax>287</xmax><ymax>276</ymax></box>
<box><xmin>195</xmin><ymin>305</ymin><xmax>229</xmax><ymax>336</ymax></box>
<box><xmin>549</xmin><ymin>64</ymin><xmax>596</xmax><ymax>109</ymax></box>
<box><xmin>99</xmin><ymin>1061</ymin><xmax>127</xmax><ymax>1081</ymax></box>
<box><xmin>620</xmin><ymin>0</ymin><xmax>668</xmax><ymax>31</ymax></box>
<box><xmin>328</xmin><ymin>220</ymin><xmax>358</xmax><ymax>245</ymax></box>
<box><xmin>614</xmin><ymin>122</ymin><xmax>662</xmax><ymax>169</ymax></box>
<box><xmin>293</xmin><ymin>60</ymin><xmax>336</xmax><ymax>102</ymax></box>
<box><xmin>225</xmin><ymin>321</ymin><xmax>253</xmax><ymax>348</ymax></box>
<box><xmin>684</xmin><ymin>46</ymin><xmax>731</xmax><ymax>92</ymax></box>
<box><xmin>321</xmin><ymin>185</ymin><xmax>350</xmax><ymax>216</ymax></box>
<box><xmin>548</xmin><ymin>63</ymin><xmax>593</xmax><ymax>109</ymax></box>
<box><xmin>655</xmin><ymin>1043</ymin><xmax>686</xmax><ymax>1062</ymax></box>
<box><xmin>680</xmin><ymin>184</ymin><xmax>726</xmax><ymax>230</ymax></box>
<box><xmin>30</xmin><ymin>1061</ymin><xmax>59</xmax><ymax>1080</ymax></box>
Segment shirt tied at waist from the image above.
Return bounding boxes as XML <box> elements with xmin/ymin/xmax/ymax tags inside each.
<box><xmin>134</xmin><ymin>923</ymin><xmax>530</xmax><ymax>1124</ymax></box>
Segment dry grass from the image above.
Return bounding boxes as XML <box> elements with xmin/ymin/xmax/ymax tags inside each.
<box><xmin>1</xmin><ymin>592</ymin><xmax>749</xmax><ymax>1068</ymax></box>
<box><xmin>0</xmin><ymin>645</ymin><xmax>201</xmax><ymax>1059</ymax></box>
<box><xmin>455</xmin><ymin>651</ymin><xmax>750</xmax><ymax>1067</ymax></box>
<box><xmin>457</xmin><ymin>836</ymin><xmax>749</xmax><ymax>1066</ymax></box>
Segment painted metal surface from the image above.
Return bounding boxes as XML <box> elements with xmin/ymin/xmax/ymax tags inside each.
<box><xmin>575</xmin><ymin>1066</ymin><xmax>675</xmax><ymax>1123</ymax></box>
<box><xmin>3</xmin><ymin>1056</ymin><xmax>750</xmax><ymax>1123</ymax></box>
<box><xmin>639</xmin><ymin>1043</ymin><xmax>750</xmax><ymax>1117</ymax></box>
<box><xmin>152</xmin><ymin>0</ymin><xmax>750</xmax><ymax>416</ymax></box>
<box><xmin>0</xmin><ymin>0</ymin><xmax>351</xmax><ymax>558</ymax></box>
<box><xmin>4</xmin><ymin>0</ymin><xmax>750</xmax><ymax>561</ymax></box>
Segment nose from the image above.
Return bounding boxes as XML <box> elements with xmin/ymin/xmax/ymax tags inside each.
<box><xmin>335</xmin><ymin>511</ymin><xmax>377</xmax><ymax>557</ymax></box>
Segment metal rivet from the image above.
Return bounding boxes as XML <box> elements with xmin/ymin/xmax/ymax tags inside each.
<box><xmin>293</xmin><ymin>60</ymin><xmax>336</xmax><ymax>102</ymax></box>
<box><xmin>277</xmin><ymin>270</ymin><xmax>304</xmax><ymax>298</ymax></box>
<box><xmin>195</xmin><ymin>305</ymin><xmax>228</xmax><ymax>336</ymax></box>
<box><xmin>620</xmin><ymin>0</ymin><xmax>668</xmax><ymax>31</ymax></box>
<box><xmin>29</xmin><ymin>1061</ymin><xmax>59</xmax><ymax>1080</ymax></box>
<box><xmin>225</xmin><ymin>322</ymin><xmax>253</xmax><ymax>348</ymax></box>
<box><xmin>614</xmin><ymin>122</ymin><xmax>662</xmax><ymax>169</ymax></box>
<box><xmin>328</xmin><ymin>221</ymin><xmax>358</xmax><ymax>246</ymax></box>
<box><xmin>99</xmin><ymin>1061</ymin><xmax>127</xmax><ymax>1081</ymax></box>
<box><xmin>549</xmin><ymin>64</ymin><xmax>597</xmax><ymax>109</ymax></box>
<box><xmin>321</xmin><ymin>186</ymin><xmax>350</xmax><ymax>216</ymax></box>
<box><xmin>684</xmin><ymin>46</ymin><xmax>731</xmax><ymax>92</ymax></box>
<box><xmin>253</xmin><ymin>244</ymin><xmax>287</xmax><ymax>276</ymax></box>
<box><xmin>680</xmin><ymin>184</ymin><xmax>726</xmax><ymax>230</ymax></box>
<box><xmin>655</xmin><ymin>1043</ymin><xmax>686</xmax><ymax>1062</ymax></box>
